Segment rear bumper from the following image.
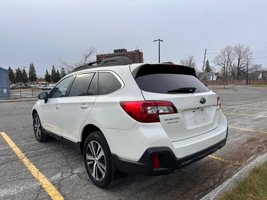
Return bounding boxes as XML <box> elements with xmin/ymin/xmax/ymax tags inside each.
<box><xmin>112</xmin><ymin>129</ymin><xmax>228</xmax><ymax>175</ymax></box>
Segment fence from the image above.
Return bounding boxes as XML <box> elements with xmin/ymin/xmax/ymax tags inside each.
<box><xmin>9</xmin><ymin>88</ymin><xmax>44</xmax><ymax>98</ymax></box>
<box><xmin>203</xmin><ymin>79</ymin><xmax>267</xmax><ymax>85</ymax></box>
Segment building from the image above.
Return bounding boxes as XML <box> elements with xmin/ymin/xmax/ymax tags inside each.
<box><xmin>257</xmin><ymin>70</ymin><xmax>267</xmax><ymax>80</ymax></box>
<box><xmin>0</xmin><ymin>67</ymin><xmax>10</xmax><ymax>98</ymax></box>
<box><xmin>198</xmin><ymin>72</ymin><xmax>217</xmax><ymax>81</ymax></box>
<box><xmin>248</xmin><ymin>70</ymin><xmax>267</xmax><ymax>80</ymax></box>
<box><xmin>96</xmin><ymin>49</ymin><xmax>144</xmax><ymax>64</ymax></box>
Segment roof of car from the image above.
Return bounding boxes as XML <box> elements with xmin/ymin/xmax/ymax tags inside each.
<box><xmin>70</xmin><ymin>56</ymin><xmax>196</xmax><ymax>77</ymax></box>
<box><xmin>72</xmin><ymin>56</ymin><xmax>133</xmax><ymax>72</ymax></box>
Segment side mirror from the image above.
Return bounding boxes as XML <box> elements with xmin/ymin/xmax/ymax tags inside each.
<box><xmin>38</xmin><ymin>92</ymin><xmax>48</xmax><ymax>103</ymax></box>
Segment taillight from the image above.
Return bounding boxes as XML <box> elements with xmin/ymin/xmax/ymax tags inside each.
<box><xmin>120</xmin><ymin>101</ymin><xmax>177</xmax><ymax>123</ymax></box>
<box><xmin>217</xmin><ymin>96</ymin><xmax>221</xmax><ymax>110</ymax></box>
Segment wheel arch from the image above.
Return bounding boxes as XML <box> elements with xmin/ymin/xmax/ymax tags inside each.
<box><xmin>32</xmin><ymin>109</ymin><xmax>38</xmax><ymax>118</ymax></box>
<box><xmin>80</xmin><ymin>124</ymin><xmax>106</xmax><ymax>155</ymax></box>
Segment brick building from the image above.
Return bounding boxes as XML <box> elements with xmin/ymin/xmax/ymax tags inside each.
<box><xmin>96</xmin><ymin>49</ymin><xmax>144</xmax><ymax>63</ymax></box>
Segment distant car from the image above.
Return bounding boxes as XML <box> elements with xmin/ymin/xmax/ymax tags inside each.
<box><xmin>36</xmin><ymin>84</ymin><xmax>52</xmax><ymax>90</ymax></box>
<box><xmin>32</xmin><ymin>57</ymin><xmax>228</xmax><ymax>188</ymax></box>
<box><xmin>42</xmin><ymin>86</ymin><xmax>49</xmax><ymax>90</ymax></box>
<box><xmin>37</xmin><ymin>85</ymin><xmax>46</xmax><ymax>90</ymax></box>
<box><xmin>29</xmin><ymin>84</ymin><xmax>38</xmax><ymax>89</ymax></box>
<box><xmin>10</xmin><ymin>84</ymin><xmax>17</xmax><ymax>90</ymax></box>
<box><xmin>47</xmin><ymin>84</ymin><xmax>55</xmax><ymax>90</ymax></box>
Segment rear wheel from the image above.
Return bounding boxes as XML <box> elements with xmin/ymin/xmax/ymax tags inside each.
<box><xmin>83</xmin><ymin>131</ymin><xmax>112</xmax><ymax>188</ymax></box>
<box><xmin>33</xmin><ymin>113</ymin><xmax>50</xmax><ymax>142</ymax></box>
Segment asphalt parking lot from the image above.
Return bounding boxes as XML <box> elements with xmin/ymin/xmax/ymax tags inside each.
<box><xmin>0</xmin><ymin>85</ymin><xmax>267</xmax><ymax>200</ymax></box>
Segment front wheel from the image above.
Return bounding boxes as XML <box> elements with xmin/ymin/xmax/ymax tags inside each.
<box><xmin>83</xmin><ymin>131</ymin><xmax>112</xmax><ymax>188</ymax></box>
<box><xmin>33</xmin><ymin>113</ymin><xmax>50</xmax><ymax>142</ymax></box>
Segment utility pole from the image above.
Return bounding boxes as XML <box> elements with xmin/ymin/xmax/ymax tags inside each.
<box><xmin>202</xmin><ymin>49</ymin><xmax>207</xmax><ymax>72</ymax></box>
<box><xmin>153</xmin><ymin>39</ymin><xmax>163</xmax><ymax>63</ymax></box>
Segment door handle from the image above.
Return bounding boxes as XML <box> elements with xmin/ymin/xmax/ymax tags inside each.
<box><xmin>80</xmin><ymin>104</ymin><xmax>89</xmax><ymax>109</ymax></box>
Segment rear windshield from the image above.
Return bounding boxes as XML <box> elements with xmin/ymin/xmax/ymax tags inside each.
<box><xmin>135</xmin><ymin>64</ymin><xmax>209</xmax><ymax>94</ymax></box>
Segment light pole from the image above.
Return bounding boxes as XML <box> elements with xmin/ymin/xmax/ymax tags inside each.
<box><xmin>153</xmin><ymin>39</ymin><xmax>163</xmax><ymax>63</ymax></box>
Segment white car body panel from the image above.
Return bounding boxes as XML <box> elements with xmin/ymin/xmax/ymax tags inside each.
<box><xmin>37</xmin><ymin>98</ymin><xmax>61</xmax><ymax>135</ymax></box>
<box><xmin>141</xmin><ymin>90</ymin><xmax>220</xmax><ymax>141</ymax></box>
<box><xmin>57</xmin><ymin>96</ymin><xmax>97</xmax><ymax>142</ymax></box>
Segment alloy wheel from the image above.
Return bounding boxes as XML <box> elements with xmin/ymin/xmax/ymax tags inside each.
<box><xmin>33</xmin><ymin>116</ymin><xmax>41</xmax><ymax>140</ymax></box>
<box><xmin>85</xmin><ymin>140</ymin><xmax>107</xmax><ymax>181</ymax></box>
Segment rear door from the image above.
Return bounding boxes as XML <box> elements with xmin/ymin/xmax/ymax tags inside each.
<box><xmin>133</xmin><ymin>64</ymin><xmax>220</xmax><ymax>142</ymax></box>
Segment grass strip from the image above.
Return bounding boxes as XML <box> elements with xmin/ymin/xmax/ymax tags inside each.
<box><xmin>220</xmin><ymin>160</ymin><xmax>267</xmax><ymax>200</ymax></box>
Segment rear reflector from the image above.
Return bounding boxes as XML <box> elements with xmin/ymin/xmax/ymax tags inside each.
<box><xmin>153</xmin><ymin>154</ymin><xmax>160</xmax><ymax>169</ymax></box>
<box><xmin>120</xmin><ymin>101</ymin><xmax>177</xmax><ymax>123</ymax></box>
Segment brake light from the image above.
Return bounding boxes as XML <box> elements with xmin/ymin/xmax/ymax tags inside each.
<box><xmin>120</xmin><ymin>101</ymin><xmax>177</xmax><ymax>123</ymax></box>
<box><xmin>217</xmin><ymin>96</ymin><xmax>221</xmax><ymax>110</ymax></box>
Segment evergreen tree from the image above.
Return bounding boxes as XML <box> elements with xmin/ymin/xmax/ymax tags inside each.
<box><xmin>60</xmin><ymin>67</ymin><xmax>66</xmax><ymax>78</ymax></box>
<box><xmin>55</xmin><ymin>70</ymin><xmax>61</xmax><ymax>82</ymax></box>
<box><xmin>44</xmin><ymin>70</ymin><xmax>51</xmax><ymax>83</ymax></box>
<box><xmin>28</xmin><ymin>63</ymin><xmax>37</xmax><ymax>82</ymax></box>
<box><xmin>15</xmin><ymin>68</ymin><xmax>23</xmax><ymax>83</ymax></box>
<box><xmin>50</xmin><ymin>65</ymin><xmax>57</xmax><ymax>83</ymax></box>
<box><xmin>205</xmin><ymin>60</ymin><xmax>212</xmax><ymax>72</ymax></box>
<box><xmin>22</xmin><ymin>68</ymin><xmax>28</xmax><ymax>83</ymax></box>
<box><xmin>8</xmin><ymin>67</ymin><xmax>16</xmax><ymax>84</ymax></box>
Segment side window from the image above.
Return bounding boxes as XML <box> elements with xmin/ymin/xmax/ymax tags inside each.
<box><xmin>69</xmin><ymin>73</ymin><xmax>94</xmax><ymax>96</ymax></box>
<box><xmin>88</xmin><ymin>73</ymin><xmax>98</xmax><ymax>95</ymax></box>
<box><xmin>49</xmin><ymin>76</ymin><xmax>73</xmax><ymax>98</ymax></box>
<box><xmin>99</xmin><ymin>72</ymin><xmax>122</xmax><ymax>95</ymax></box>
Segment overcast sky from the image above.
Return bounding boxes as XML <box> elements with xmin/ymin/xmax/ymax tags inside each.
<box><xmin>1</xmin><ymin>0</ymin><xmax>267</xmax><ymax>76</ymax></box>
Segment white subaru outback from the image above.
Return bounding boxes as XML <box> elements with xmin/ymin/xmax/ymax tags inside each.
<box><xmin>32</xmin><ymin>57</ymin><xmax>228</xmax><ymax>188</ymax></box>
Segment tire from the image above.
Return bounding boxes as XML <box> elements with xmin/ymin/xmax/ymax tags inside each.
<box><xmin>33</xmin><ymin>113</ymin><xmax>50</xmax><ymax>142</ymax></box>
<box><xmin>83</xmin><ymin>131</ymin><xmax>112</xmax><ymax>188</ymax></box>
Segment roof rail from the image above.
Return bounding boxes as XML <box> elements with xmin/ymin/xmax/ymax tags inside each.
<box><xmin>161</xmin><ymin>62</ymin><xmax>174</xmax><ymax>64</ymax></box>
<box><xmin>72</xmin><ymin>56</ymin><xmax>132</xmax><ymax>72</ymax></box>
<box><xmin>72</xmin><ymin>61</ymin><xmax>100</xmax><ymax>72</ymax></box>
<box><xmin>98</xmin><ymin>56</ymin><xmax>132</xmax><ymax>66</ymax></box>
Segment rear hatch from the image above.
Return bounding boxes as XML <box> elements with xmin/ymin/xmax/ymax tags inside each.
<box><xmin>131</xmin><ymin>64</ymin><xmax>220</xmax><ymax>142</ymax></box>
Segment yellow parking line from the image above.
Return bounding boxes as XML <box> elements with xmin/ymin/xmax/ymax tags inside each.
<box><xmin>229</xmin><ymin>126</ymin><xmax>267</xmax><ymax>134</ymax></box>
<box><xmin>224</xmin><ymin>112</ymin><xmax>267</xmax><ymax>118</ymax></box>
<box><xmin>0</xmin><ymin>132</ymin><xmax>64</xmax><ymax>200</ymax></box>
<box><xmin>208</xmin><ymin>155</ymin><xmax>229</xmax><ymax>163</ymax></box>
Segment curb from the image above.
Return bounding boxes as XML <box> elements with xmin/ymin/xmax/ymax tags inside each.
<box><xmin>201</xmin><ymin>152</ymin><xmax>267</xmax><ymax>200</ymax></box>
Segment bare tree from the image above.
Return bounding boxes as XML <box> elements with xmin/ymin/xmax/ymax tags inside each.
<box><xmin>59</xmin><ymin>46</ymin><xmax>96</xmax><ymax>72</ymax></box>
<box><xmin>233</xmin><ymin>44</ymin><xmax>253</xmax><ymax>80</ymax></box>
<box><xmin>81</xmin><ymin>46</ymin><xmax>96</xmax><ymax>65</ymax></box>
<box><xmin>213</xmin><ymin>44</ymin><xmax>253</xmax><ymax>80</ymax></box>
<box><xmin>180</xmin><ymin>56</ymin><xmax>196</xmax><ymax>68</ymax></box>
<box><xmin>213</xmin><ymin>46</ymin><xmax>235</xmax><ymax>80</ymax></box>
<box><xmin>250</xmin><ymin>64</ymin><xmax>262</xmax><ymax>74</ymax></box>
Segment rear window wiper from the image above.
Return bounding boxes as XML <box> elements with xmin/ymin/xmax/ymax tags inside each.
<box><xmin>167</xmin><ymin>87</ymin><xmax>196</xmax><ymax>93</ymax></box>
